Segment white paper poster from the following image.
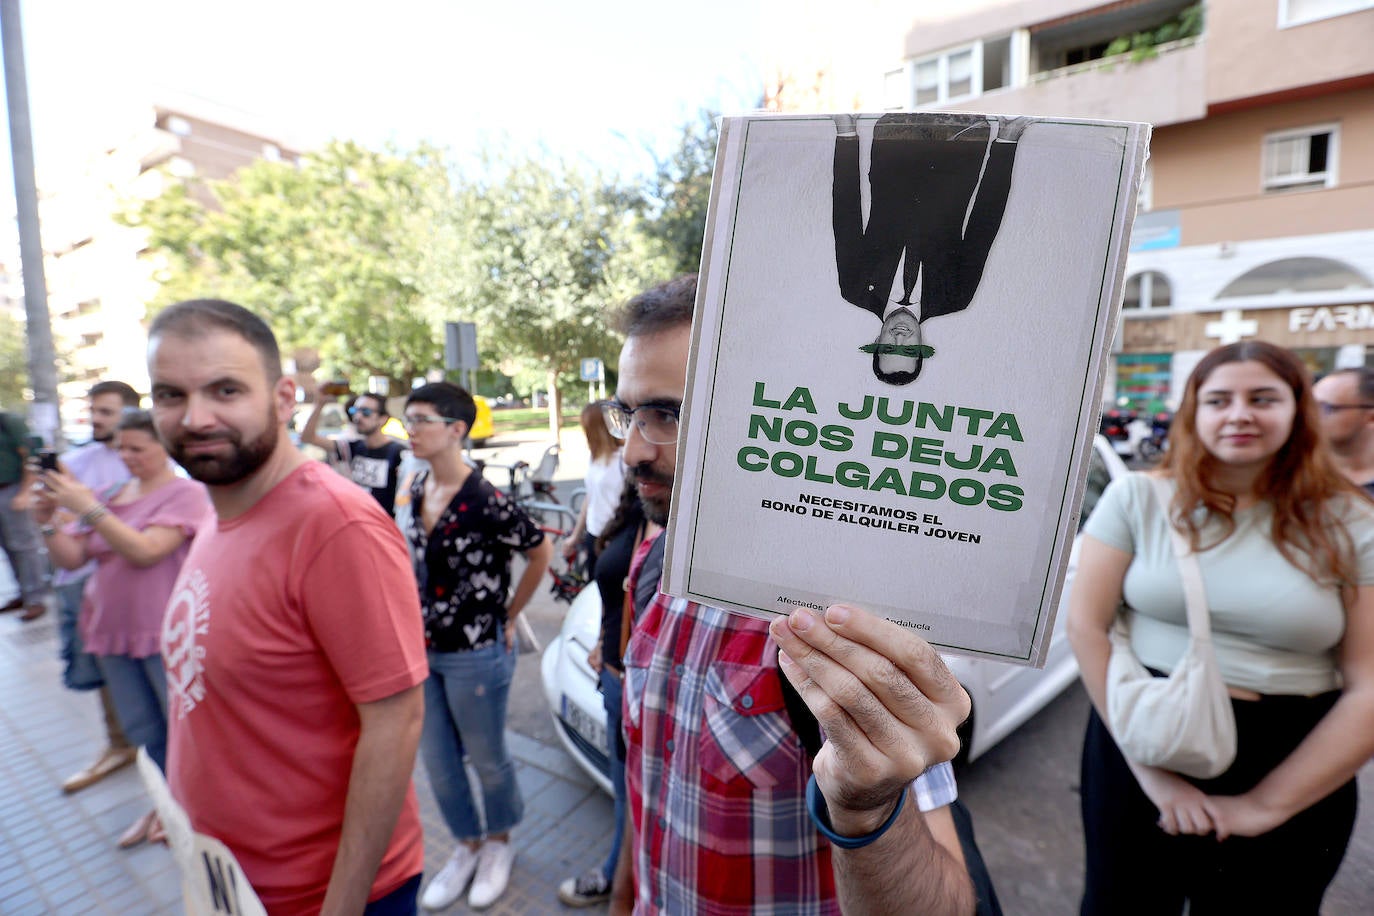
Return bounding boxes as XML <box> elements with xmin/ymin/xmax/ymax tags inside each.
<box><xmin>663</xmin><ymin>112</ymin><xmax>1150</xmax><ymax>666</ymax></box>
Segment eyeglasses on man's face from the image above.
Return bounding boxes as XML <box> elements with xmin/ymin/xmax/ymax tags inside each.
<box><xmin>402</xmin><ymin>414</ymin><xmax>459</xmax><ymax>429</ymax></box>
<box><xmin>1316</xmin><ymin>401</ymin><xmax>1374</xmax><ymax>416</ymax></box>
<box><xmin>347</xmin><ymin>407</ymin><xmax>379</xmax><ymax>419</ymax></box>
<box><xmin>601</xmin><ymin>400</ymin><xmax>680</xmax><ymax>446</ymax></box>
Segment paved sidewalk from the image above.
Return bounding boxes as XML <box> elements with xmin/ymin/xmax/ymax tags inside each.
<box><xmin>0</xmin><ymin>609</ymin><xmax>615</xmax><ymax>915</ymax></box>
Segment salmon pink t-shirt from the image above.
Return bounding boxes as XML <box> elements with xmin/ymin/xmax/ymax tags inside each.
<box><xmin>162</xmin><ymin>461</ymin><xmax>427</xmax><ymax>914</ymax></box>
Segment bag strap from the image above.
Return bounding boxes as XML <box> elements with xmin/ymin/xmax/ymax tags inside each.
<box><xmin>1145</xmin><ymin>475</ymin><xmax>1213</xmax><ymax>641</ymax></box>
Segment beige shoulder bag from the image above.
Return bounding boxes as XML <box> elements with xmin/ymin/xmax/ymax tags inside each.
<box><xmin>1105</xmin><ymin>474</ymin><xmax>1238</xmax><ymax>780</ymax></box>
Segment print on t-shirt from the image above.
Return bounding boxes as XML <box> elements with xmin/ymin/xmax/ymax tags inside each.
<box><xmin>163</xmin><ymin>568</ymin><xmax>211</xmax><ymax>720</ymax></box>
<box><xmin>350</xmin><ymin>455</ymin><xmax>390</xmax><ymax>490</ymax></box>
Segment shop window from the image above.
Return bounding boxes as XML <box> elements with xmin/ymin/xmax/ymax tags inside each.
<box><xmin>1263</xmin><ymin>125</ymin><xmax>1338</xmax><ymax>192</ymax></box>
<box><xmin>1122</xmin><ymin>271</ymin><xmax>1172</xmax><ymax>311</ymax></box>
<box><xmin>1279</xmin><ymin>0</ymin><xmax>1374</xmax><ymax>27</ymax></box>
<box><xmin>1218</xmin><ymin>257</ymin><xmax>1372</xmax><ymax>298</ymax></box>
<box><xmin>1115</xmin><ymin>353</ymin><xmax>1173</xmax><ymax>413</ymax></box>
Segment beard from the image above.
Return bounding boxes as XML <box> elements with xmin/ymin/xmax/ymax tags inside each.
<box><xmin>167</xmin><ymin>407</ymin><xmax>279</xmax><ymax>486</ymax></box>
<box><xmin>631</xmin><ymin>463</ymin><xmax>674</xmax><ymax>526</ymax></box>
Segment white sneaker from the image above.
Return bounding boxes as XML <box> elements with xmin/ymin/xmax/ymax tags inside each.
<box><xmin>467</xmin><ymin>840</ymin><xmax>515</xmax><ymax>909</ymax></box>
<box><xmin>420</xmin><ymin>844</ymin><xmax>479</xmax><ymax>910</ymax></box>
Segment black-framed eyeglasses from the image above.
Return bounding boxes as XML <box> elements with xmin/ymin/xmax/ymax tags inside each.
<box><xmin>402</xmin><ymin>414</ymin><xmax>459</xmax><ymax>429</ymax></box>
<box><xmin>1317</xmin><ymin>401</ymin><xmax>1374</xmax><ymax>416</ymax></box>
<box><xmin>347</xmin><ymin>407</ymin><xmax>379</xmax><ymax>419</ymax></box>
<box><xmin>601</xmin><ymin>400</ymin><xmax>680</xmax><ymax>445</ymax></box>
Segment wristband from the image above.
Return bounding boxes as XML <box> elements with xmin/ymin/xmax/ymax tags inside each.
<box><xmin>806</xmin><ymin>774</ymin><xmax>908</xmax><ymax>850</ymax></box>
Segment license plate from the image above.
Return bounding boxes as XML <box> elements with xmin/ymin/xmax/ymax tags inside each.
<box><xmin>562</xmin><ymin>694</ymin><xmax>607</xmax><ymax>751</ymax></box>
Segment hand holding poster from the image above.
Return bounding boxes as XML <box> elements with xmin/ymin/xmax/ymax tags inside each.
<box><xmin>663</xmin><ymin>112</ymin><xmax>1150</xmax><ymax>666</ymax></box>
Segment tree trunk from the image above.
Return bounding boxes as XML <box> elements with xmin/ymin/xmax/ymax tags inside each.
<box><xmin>547</xmin><ymin>367</ymin><xmax>562</xmax><ymax>444</ymax></box>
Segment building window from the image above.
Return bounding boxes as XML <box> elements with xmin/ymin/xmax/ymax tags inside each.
<box><xmin>1279</xmin><ymin>0</ymin><xmax>1374</xmax><ymax>27</ymax></box>
<box><xmin>1262</xmin><ymin>124</ymin><xmax>1338</xmax><ymax>192</ymax></box>
<box><xmin>909</xmin><ymin>35</ymin><xmax>1013</xmax><ymax>106</ymax></box>
<box><xmin>164</xmin><ymin>115</ymin><xmax>192</xmax><ymax>137</ymax></box>
<box><xmin>915</xmin><ymin>58</ymin><xmax>940</xmax><ymax>105</ymax></box>
<box><xmin>1123</xmin><ymin>271</ymin><xmax>1172</xmax><ymax>311</ymax></box>
<box><xmin>883</xmin><ymin>69</ymin><xmax>907</xmax><ymax>110</ymax></box>
<box><xmin>982</xmin><ymin>36</ymin><xmax>1011</xmax><ymax>92</ymax></box>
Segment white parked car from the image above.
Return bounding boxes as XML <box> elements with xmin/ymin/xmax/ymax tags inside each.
<box><xmin>541</xmin><ymin>436</ymin><xmax>1127</xmax><ymax>791</ymax></box>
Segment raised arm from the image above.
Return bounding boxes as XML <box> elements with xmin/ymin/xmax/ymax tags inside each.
<box><xmin>300</xmin><ymin>396</ymin><xmax>340</xmax><ymax>453</ymax></box>
<box><xmin>41</xmin><ymin>470</ymin><xmax>187</xmax><ymax>568</ymax></box>
<box><xmin>768</xmin><ymin>605</ymin><xmax>974</xmax><ymax>915</ymax></box>
<box><xmin>29</xmin><ymin>483</ymin><xmax>89</xmax><ymax>570</ymax></box>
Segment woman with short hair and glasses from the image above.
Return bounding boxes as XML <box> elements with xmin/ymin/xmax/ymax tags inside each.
<box><xmin>401</xmin><ymin>382</ymin><xmax>553</xmax><ymax>911</ymax></box>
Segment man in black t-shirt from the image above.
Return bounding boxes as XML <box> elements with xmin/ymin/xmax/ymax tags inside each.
<box><xmin>301</xmin><ymin>390</ymin><xmax>409</xmax><ymax>514</ymax></box>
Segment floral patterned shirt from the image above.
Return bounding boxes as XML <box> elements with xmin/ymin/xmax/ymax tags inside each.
<box><xmin>407</xmin><ymin>470</ymin><xmax>544</xmax><ymax>652</ymax></box>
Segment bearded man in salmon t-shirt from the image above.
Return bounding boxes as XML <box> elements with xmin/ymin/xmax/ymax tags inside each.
<box><xmin>148</xmin><ymin>298</ymin><xmax>428</xmax><ymax>916</ymax></box>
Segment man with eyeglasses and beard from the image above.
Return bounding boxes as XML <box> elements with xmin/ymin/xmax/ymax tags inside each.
<box><xmin>148</xmin><ymin>299</ymin><xmax>427</xmax><ymax>915</ymax></box>
<box><xmin>301</xmin><ymin>388</ymin><xmax>409</xmax><ymax>515</ymax></box>
<box><xmin>606</xmin><ymin>275</ymin><xmax>976</xmax><ymax>916</ymax></box>
<box><xmin>1314</xmin><ymin>368</ymin><xmax>1374</xmax><ymax>497</ymax></box>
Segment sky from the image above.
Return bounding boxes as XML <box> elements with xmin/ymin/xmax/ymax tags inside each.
<box><xmin>3</xmin><ymin>0</ymin><xmax>771</xmax><ymax>193</ymax></box>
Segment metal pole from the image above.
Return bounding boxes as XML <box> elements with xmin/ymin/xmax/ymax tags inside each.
<box><xmin>2</xmin><ymin>0</ymin><xmax>60</xmax><ymax>447</ymax></box>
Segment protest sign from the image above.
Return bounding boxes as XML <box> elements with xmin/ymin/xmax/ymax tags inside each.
<box><xmin>663</xmin><ymin>112</ymin><xmax>1150</xmax><ymax>666</ymax></box>
<box><xmin>138</xmin><ymin>751</ymin><xmax>267</xmax><ymax>916</ymax></box>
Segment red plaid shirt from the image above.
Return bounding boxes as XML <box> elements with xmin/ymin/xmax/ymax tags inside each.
<box><xmin>623</xmin><ymin>566</ymin><xmax>957</xmax><ymax>914</ymax></box>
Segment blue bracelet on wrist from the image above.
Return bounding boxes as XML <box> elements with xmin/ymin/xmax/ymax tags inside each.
<box><xmin>806</xmin><ymin>774</ymin><xmax>908</xmax><ymax>850</ymax></box>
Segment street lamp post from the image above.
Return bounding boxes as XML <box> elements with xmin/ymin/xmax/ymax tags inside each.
<box><xmin>1</xmin><ymin>0</ymin><xmax>61</xmax><ymax>447</ymax></box>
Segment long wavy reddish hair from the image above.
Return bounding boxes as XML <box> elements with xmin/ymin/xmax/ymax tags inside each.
<box><xmin>1160</xmin><ymin>340</ymin><xmax>1362</xmax><ymax>585</ymax></box>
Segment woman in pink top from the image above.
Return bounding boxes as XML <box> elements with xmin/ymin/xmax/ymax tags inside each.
<box><xmin>32</xmin><ymin>410</ymin><xmax>209</xmax><ymax>849</ymax></box>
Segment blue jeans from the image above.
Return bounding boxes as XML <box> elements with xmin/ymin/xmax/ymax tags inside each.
<box><xmin>600</xmin><ymin>667</ymin><xmax>627</xmax><ymax>882</ymax></box>
<box><xmin>364</xmin><ymin>873</ymin><xmax>420</xmax><ymax>916</ymax></box>
<box><xmin>421</xmin><ymin>642</ymin><xmax>523</xmax><ymax>840</ymax></box>
<box><xmin>57</xmin><ymin>577</ymin><xmax>104</xmax><ymax>691</ymax></box>
<box><xmin>98</xmin><ymin>654</ymin><xmax>168</xmax><ymax>772</ymax></box>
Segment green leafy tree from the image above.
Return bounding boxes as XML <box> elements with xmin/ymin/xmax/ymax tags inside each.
<box><xmin>447</xmin><ymin>155</ymin><xmax>667</xmax><ymax>438</ymax></box>
<box><xmin>640</xmin><ymin>110</ymin><xmax>720</xmax><ymax>277</ymax></box>
<box><xmin>123</xmin><ymin>141</ymin><xmax>457</xmax><ymax>391</ymax></box>
<box><xmin>0</xmin><ymin>310</ymin><xmax>28</xmax><ymax>408</ymax></box>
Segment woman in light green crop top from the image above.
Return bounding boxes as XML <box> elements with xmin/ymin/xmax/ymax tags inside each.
<box><xmin>1068</xmin><ymin>341</ymin><xmax>1374</xmax><ymax>915</ymax></box>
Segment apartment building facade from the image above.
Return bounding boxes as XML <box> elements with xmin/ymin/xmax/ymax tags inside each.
<box><xmin>766</xmin><ymin>0</ymin><xmax>1374</xmax><ymax>410</ymax></box>
<box><xmin>40</xmin><ymin>104</ymin><xmax>293</xmax><ymax>428</ymax></box>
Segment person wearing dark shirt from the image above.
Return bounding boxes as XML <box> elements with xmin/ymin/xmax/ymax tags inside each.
<box><xmin>558</xmin><ymin>479</ymin><xmax>659</xmax><ymax>907</ymax></box>
<box><xmin>301</xmin><ymin>389</ymin><xmax>408</xmax><ymax>514</ymax></box>
<box><xmin>401</xmin><ymin>382</ymin><xmax>552</xmax><ymax>911</ymax></box>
